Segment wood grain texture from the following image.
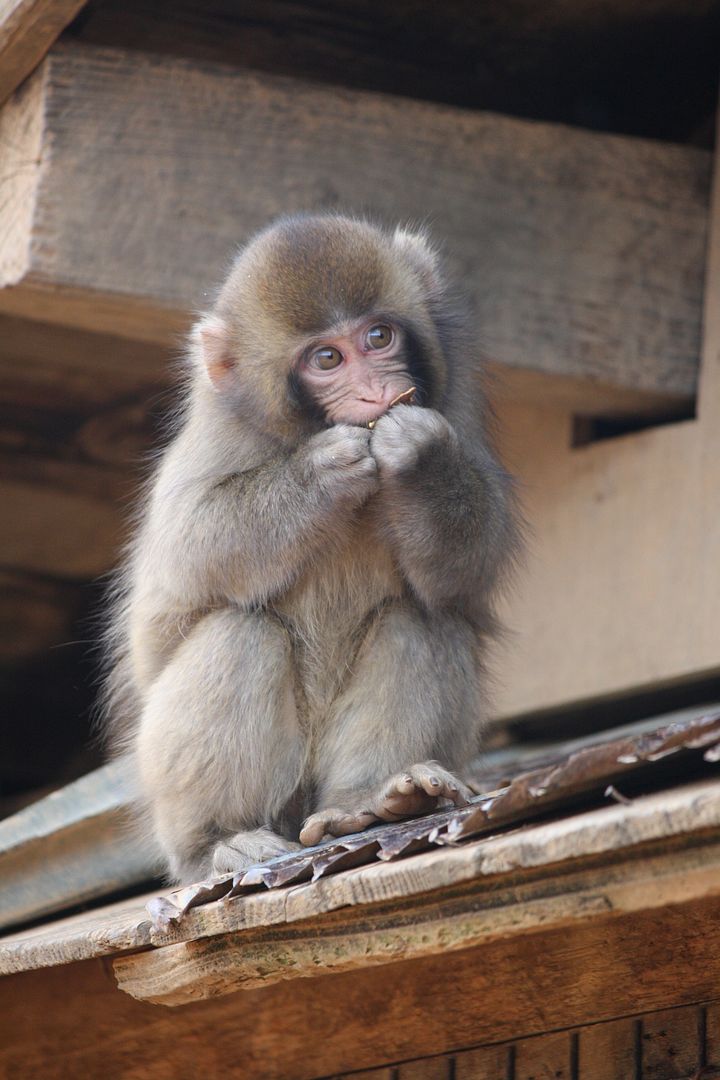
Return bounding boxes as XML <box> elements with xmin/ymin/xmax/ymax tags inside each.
<box><xmin>65</xmin><ymin>0</ymin><xmax>720</xmax><ymax>147</ymax></box>
<box><xmin>335</xmin><ymin>1005</ymin><xmax>711</xmax><ymax>1080</ymax></box>
<box><xmin>1</xmin><ymin>778</ymin><xmax>718</xmax><ymax>977</ymax></box>
<box><xmin>493</xmin><ymin>103</ymin><xmax>720</xmax><ymax>717</ymax></box>
<box><xmin>0</xmin><ymin>0</ymin><xmax>85</xmax><ymax>104</ymax></box>
<box><xmin>577</xmin><ymin>1017</ymin><xmax>639</xmax><ymax>1080</ymax></box>
<box><xmin>1</xmin><ymin>910</ymin><xmax>720</xmax><ymax>1079</ymax></box>
<box><xmin>0</xmin><ymin>41</ymin><xmax>711</xmax><ymax>411</ymax></box>
<box><xmin>112</xmin><ymin>823</ymin><xmax>720</xmax><ymax>1005</ymax></box>
<box><xmin>0</xmin><ymin>761</ymin><xmax>159</xmax><ymax>931</ymax></box>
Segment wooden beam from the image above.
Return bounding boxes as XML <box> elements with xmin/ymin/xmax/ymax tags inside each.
<box><xmin>1</xmin><ymin>779</ymin><xmax>718</xmax><ymax>976</ymax></box>
<box><xmin>0</xmin><ymin>762</ymin><xmax>159</xmax><ymax>932</ymax></box>
<box><xmin>493</xmin><ymin>102</ymin><xmax>720</xmax><ymax>717</ymax></box>
<box><xmin>0</xmin><ymin>42</ymin><xmax>711</xmax><ymax>414</ymax></box>
<box><xmin>113</xmin><ymin>830</ymin><xmax>720</xmax><ymax>1006</ymax></box>
<box><xmin>1</xmin><ymin>900</ymin><xmax>720</xmax><ymax>1077</ymax></box>
<box><xmin>0</xmin><ymin>0</ymin><xmax>85</xmax><ymax>104</ymax></box>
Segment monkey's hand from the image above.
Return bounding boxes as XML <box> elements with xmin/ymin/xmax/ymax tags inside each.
<box><xmin>370</xmin><ymin>406</ymin><xmax>454</xmax><ymax>476</ymax></box>
<box><xmin>299</xmin><ymin>762</ymin><xmax>472</xmax><ymax>845</ymax></box>
<box><xmin>300</xmin><ymin>424</ymin><xmax>378</xmax><ymax>506</ymax></box>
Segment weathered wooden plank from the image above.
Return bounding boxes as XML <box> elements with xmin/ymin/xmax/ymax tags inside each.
<box><xmin>577</xmin><ymin>1017</ymin><xmax>639</xmax><ymax>1080</ymax></box>
<box><xmin>454</xmin><ymin>1044</ymin><xmax>511</xmax><ymax>1079</ymax></box>
<box><xmin>493</xmin><ymin>103</ymin><xmax>720</xmax><ymax>717</ymax></box>
<box><xmin>706</xmin><ymin>1002</ymin><xmax>720</xmax><ymax>1070</ymax></box>
<box><xmin>0</xmin><ymin>42</ymin><xmax>711</xmax><ymax>413</ymax></box>
<box><xmin>66</xmin><ymin>0</ymin><xmax>720</xmax><ymax>148</ymax></box>
<box><xmin>514</xmin><ymin>1031</ymin><xmax>572</xmax><ymax>1079</ymax></box>
<box><xmin>111</xmin><ymin>819</ymin><xmax>720</xmax><ymax>1005</ymax></box>
<box><xmin>2</xmin><ymin>777</ymin><xmax>719</xmax><ymax>977</ymax></box>
<box><xmin>0</xmin><ymin>761</ymin><xmax>159</xmax><ymax>931</ymax></box>
<box><xmin>2</xmin><ymin>906</ymin><xmax>720</xmax><ymax>1079</ymax></box>
<box><xmin>0</xmin><ymin>0</ymin><xmax>85</xmax><ymax>104</ymax></box>
<box><xmin>640</xmin><ymin>1006</ymin><xmax>701</xmax><ymax>1078</ymax></box>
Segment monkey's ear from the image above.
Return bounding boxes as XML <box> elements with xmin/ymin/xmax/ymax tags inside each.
<box><xmin>190</xmin><ymin>315</ymin><xmax>234</xmax><ymax>389</ymax></box>
<box><xmin>392</xmin><ymin>226</ymin><xmax>443</xmax><ymax>299</ymax></box>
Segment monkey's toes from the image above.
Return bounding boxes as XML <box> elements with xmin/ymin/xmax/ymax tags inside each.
<box><xmin>299</xmin><ymin>808</ymin><xmax>378</xmax><ymax>846</ymax></box>
<box><xmin>378</xmin><ymin>763</ymin><xmax>472</xmax><ymax>819</ymax></box>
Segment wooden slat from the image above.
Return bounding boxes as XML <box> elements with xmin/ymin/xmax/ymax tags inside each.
<box><xmin>0</xmin><ymin>41</ymin><xmax>711</xmax><ymax>414</ymax></box>
<box><xmin>494</xmin><ymin>103</ymin><xmax>720</xmax><ymax>717</ymax></box>
<box><xmin>514</xmin><ymin>1031</ymin><xmax>571</xmax><ymax>1080</ymax></box>
<box><xmin>640</xmin><ymin>1006</ymin><xmax>701</xmax><ymax>1078</ymax></box>
<box><xmin>0</xmin><ymin>761</ymin><xmax>159</xmax><ymax>931</ymax></box>
<box><xmin>577</xmin><ymin>1018</ymin><xmax>639</xmax><ymax>1079</ymax></box>
<box><xmin>2</xmin><ymin>907</ymin><xmax>720</xmax><ymax>1078</ymax></box>
<box><xmin>112</xmin><ymin>823</ymin><xmax>720</xmax><ymax>1005</ymax></box>
<box><xmin>0</xmin><ymin>0</ymin><xmax>85</xmax><ymax>104</ymax></box>
<box><xmin>2</xmin><ymin>778</ymin><xmax>718</xmax><ymax>978</ymax></box>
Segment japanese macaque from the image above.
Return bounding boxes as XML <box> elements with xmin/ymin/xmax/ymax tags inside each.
<box><xmin>105</xmin><ymin>213</ymin><xmax>520</xmax><ymax>883</ymax></box>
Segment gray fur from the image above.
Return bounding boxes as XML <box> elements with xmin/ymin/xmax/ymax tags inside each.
<box><xmin>103</xmin><ymin>214</ymin><xmax>520</xmax><ymax>883</ymax></box>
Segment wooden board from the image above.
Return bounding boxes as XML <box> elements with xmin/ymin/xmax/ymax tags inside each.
<box><xmin>1</xmin><ymin>906</ymin><xmax>720</xmax><ymax>1078</ymax></box>
<box><xmin>337</xmin><ymin>1004</ymin><xmax>713</xmax><ymax>1080</ymax></box>
<box><xmin>1</xmin><ymin>778</ymin><xmax>719</xmax><ymax>976</ymax></box>
<box><xmin>0</xmin><ymin>41</ymin><xmax>711</xmax><ymax>413</ymax></box>
<box><xmin>112</xmin><ymin>825</ymin><xmax>720</xmax><ymax>1005</ymax></box>
<box><xmin>0</xmin><ymin>0</ymin><xmax>85</xmax><ymax>104</ymax></box>
<box><xmin>0</xmin><ymin>761</ymin><xmax>159</xmax><ymax>931</ymax></box>
<box><xmin>492</xmin><ymin>103</ymin><xmax>720</xmax><ymax>717</ymax></box>
<box><xmin>66</xmin><ymin>0</ymin><xmax>720</xmax><ymax>147</ymax></box>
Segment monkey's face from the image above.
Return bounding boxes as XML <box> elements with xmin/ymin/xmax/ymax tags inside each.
<box><xmin>294</xmin><ymin>318</ymin><xmax>415</xmax><ymax>427</ymax></box>
<box><xmin>194</xmin><ymin>214</ymin><xmax>448</xmax><ymax>439</ymax></box>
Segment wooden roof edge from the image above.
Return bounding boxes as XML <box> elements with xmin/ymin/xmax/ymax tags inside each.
<box><xmin>1</xmin><ymin>776</ymin><xmax>719</xmax><ymax>980</ymax></box>
<box><xmin>0</xmin><ymin>0</ymin><xmax>86</xmax><ymax>105</ymax></box>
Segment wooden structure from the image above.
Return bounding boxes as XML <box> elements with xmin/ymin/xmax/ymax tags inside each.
<box><xmin>1</xmin><ymin>1</ymin><xmax>720</xmax><ymax>1076</ymax></box>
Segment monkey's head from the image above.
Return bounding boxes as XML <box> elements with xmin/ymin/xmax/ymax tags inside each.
<box><xmin>192</xmin><ymin>214</ymin><xmax>449</xmax><ymax>439</ymax></box>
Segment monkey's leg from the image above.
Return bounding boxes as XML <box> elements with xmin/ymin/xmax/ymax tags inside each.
<box><xmin>301</xmin><ymin>603</ymin><xmax>479</xmax><ymax>845</ymax></box>
<box><xmin>136</xmin><ymin>610</ymin><xmax>304</xmax><ymax>882</ymax></box>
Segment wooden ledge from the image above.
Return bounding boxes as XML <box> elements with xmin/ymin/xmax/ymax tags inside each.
<box><xmin>1</xmin><ymin>777</ymin><xmax>719</xmax><ymax>983</ymax></box>
<box><xmin>0</xmin><ymin>41</ymin><xmax>711</xmax><ymax>414</ymax></box>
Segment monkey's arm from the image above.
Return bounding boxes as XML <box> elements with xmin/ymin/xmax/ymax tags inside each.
<box><xmin>143</xmin><ymin>424</ymin><xmax>377</xmax><ymax>608</ymax></box>
<box><xmin>371</xmin><ymin>407</ymin><xmax>518</xmax><ymax>609</ymax></box>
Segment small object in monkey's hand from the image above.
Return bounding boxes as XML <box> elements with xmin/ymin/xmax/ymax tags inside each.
<box><xmin>367</xmin><ymin>386</ymin><xmax>417</xmax><ymax>429</ymax></box>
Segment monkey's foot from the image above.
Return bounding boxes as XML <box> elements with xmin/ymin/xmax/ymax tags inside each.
<box><xmin>299</xmin><ymin>762</ymin><xmax>472</xmax><ymax>846</ymax></box>
<box><xmin>211</xmin><ymin>827</ymin><xmax>301</xmax><ymax>876</ymax></box>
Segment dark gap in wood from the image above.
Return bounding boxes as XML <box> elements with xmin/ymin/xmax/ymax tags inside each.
<box><xmin>571</xmin><ymin>403</ymin><xmax>697</xmax><ymax>449</ymax></box>
<box><xmin>569</xmin><ymin>1031</ymin><xmax>579</xmax><ymax>1080</ymax></box>
<box><xmin>507</xmin><ymin>1042</ymin><xmax>516</xmax><ymax>1080</ymax></box>
<box><xmin>446</xmin><ymin>1055</ymin><xmax>456</xmax><ymax>1080</ymax></box>
<box><xmin>699</xmin><ymin>1004</ymin><xmax>708</xmax><ymax>1069</ymax></box>
<box><xmin>505</xmin><ymin>676</ymin><xmax>720</xmax><ymax>743</ymax></box>
<box><xmin>634</xmin><ymin>1017</ymin><xmax>643</xmax><ymax>1080</ymax></box>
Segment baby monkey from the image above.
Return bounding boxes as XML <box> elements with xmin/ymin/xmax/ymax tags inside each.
<box><xmin>105</xmin><ymin>213</ymin><xmax>519</xmax><ymax>883</ymax></box>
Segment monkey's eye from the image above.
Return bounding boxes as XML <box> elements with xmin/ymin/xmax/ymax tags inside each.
<box><xmin>310</xmin><ymin>346</ymin><xmax>343</xmax><ymax>370</ymax></box>
<box><xmin>366</xmin><ymin>324</ymin><xmax>393</xmax><ymax>350</ymax></box>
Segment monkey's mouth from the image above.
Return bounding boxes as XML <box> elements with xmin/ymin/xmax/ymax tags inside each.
<box><xmin>366</xmin><ymin>386</ymin><xmax>418</xmax><ymax>429</ymax></box>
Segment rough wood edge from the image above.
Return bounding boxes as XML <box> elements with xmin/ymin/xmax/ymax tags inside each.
<box><xmin>0</xmin><ymin>0</ymin><xmax>86</xmax><ymax>105</ymax></box>
<box><xmin>0</xmin><ymin>40</ymin><xmax>711</xmax><ymax>407</ymax></box>
<box><xmin>2</xmin><ymin>778</ymin><xmax>719</xmax><ymax>977</ymax></box>
<box><xmin>112</xmin><ymin>833</ymin><xmax>720</xmax><ymax>1005</ymax></box>
<box><xmin>0</xmin><ymin>280</ymin><xmax>189</xmax><ymax>345</ymax></box>
<box><xmin>0</xmin><ymin>761</ymin><xmax>159</xmax><ymax>931</ymax></box>
<box><xmin>0</xmin><ymin>62</ymin><xmax>45</xmax><ymax>286</ymax></box>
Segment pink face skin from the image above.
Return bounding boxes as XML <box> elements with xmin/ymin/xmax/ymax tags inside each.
<box><xmin>297</xmin><ymin>319</ymin><xmax>414</xmax><ymax>426</ymax></box>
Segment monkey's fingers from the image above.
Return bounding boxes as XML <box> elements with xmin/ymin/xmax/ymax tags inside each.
<box><xmin>299</xmin><ymin>808</ymin><xmax>379</xmax><ymax>846</ymax></box>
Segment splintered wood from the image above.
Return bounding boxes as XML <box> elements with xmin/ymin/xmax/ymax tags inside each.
<box><xmin>146</xmin><ymin>709</ymin><xmax>720</xmax><ymax>930</ymax></box>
